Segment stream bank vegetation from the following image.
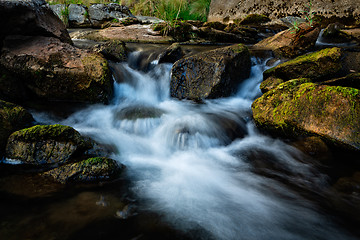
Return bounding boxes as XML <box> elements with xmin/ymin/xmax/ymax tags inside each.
<box><xmin>46</xmin><ymin>0</ymin><xmax>211</xmax><ymax>22</ymax></box>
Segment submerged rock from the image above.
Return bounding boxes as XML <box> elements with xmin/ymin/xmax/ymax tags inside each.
<box><xmin>252</xmin><ymin>80</ymin><xmax>360</xmax><ymax>151</ymax></box>
<box><xmin>42</xmin><ymin>157</ymin><xmax>125</xmax><ymax>184</ymax></box>
<box><xmin>0</xmin><ymin>36</ymin><xmax>113</xmax><ymax>103</ymax></box>
<box><xmin>170</xmin><ymin>44</ymin><xmax>251</xmax><ymax>101</ymax></box>
<box><xmin>254</xmin><ymin>23</ymin><xmax>320</xmax><ymax>58</ymax></box>
<box><xmin>0</xmin><ymin>100</ymin><xmax>34</xmax><ymax>155</ymax></box>
<box><xmin>6</xmin><ymin>124</ymin><xmax>91</xmax><ymax>166</ymax></box>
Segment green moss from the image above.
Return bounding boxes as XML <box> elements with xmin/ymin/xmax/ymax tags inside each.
<box><xmin>278</xmin><ymin>47</ymin><xmax>341</xmax><ymax>69</ymax></box>
<box><xmin>12</xmin><ymin>124</ymin><xmax>83</xmax><ymax>143</ymax></box>
<box><xmin>263</xmin><ymin>47</ymin><xmax>342</xmax><ymax>81</ymax></box>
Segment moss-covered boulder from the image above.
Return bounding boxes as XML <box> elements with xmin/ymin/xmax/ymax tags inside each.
<box><xmin>6</xmin><ymin>124</ymin><xmax>91</xmax><ymax>166</ymax></box>
<box><xmin>252</xmin><ymin>80</ymin><xmax>360</xmax><ymax>151</ymax></box>
<box><xmin>170</xmin><ymin>44</ymin><xmax>251</xmax><ymax>101</ymax></box>
<box><xmin>263</xmin><ymin>47</ymin><xmax>343</xmax><ymax>83</ymax></box>
<box><xmin>42</xmin><ymin>157</ymin><xmax>125</xmax><ymax>184</ymax></box>
<box><xmin>0</xmin><ymin>36</ymin><xmax>112</xmax><ymax>103</ymax></box>
<box><xmin>254</xmin><ymin>23</ymin><xmax>320</xmax><ymax>58</ymax></box>
<box><xmin>0</xmin><ymin>100</ymin><xmax>34</xmax><ymax>156</ymax></box>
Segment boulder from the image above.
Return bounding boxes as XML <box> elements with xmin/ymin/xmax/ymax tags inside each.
<box><xmin>170</xmin><ymin>44</ymin><xmax>251</xmax><ymax>101</ymax></box>
<box><xmin>158</xmin><ymin>43</ymin><xmax>185</xmax><ymax>64</ymax></box>
<box><xmin>42</xmin><ymin>157</ymin><xmax>125</xmax><ymax>184</ymax></box>
<box><xmin>263</xmin><ymin>47</ymin><xmax>343</xmax><ymax>82</ymax></box>
<box><xmin>208</xmin><ymin>0</ymin><xmax>360</xmax><ymax>24</ymax></box>
<box><xmin>321</xmin><ymin>23</ymin><xmax>353</xmax><ymax>44</ymax></box>
<box><xmin>0</xmin><ymin>0</ymin><xmax>72</xmax><ymax>48</ymax></box>
<box><xmin>0</xmin><ymin>100</ymin><xmax>34</xmax><ymax>155</ymax></box>
<box><xmin>0</xmin><ymin>36</ymin><xmax>113</xmax><ymax>103</ymax></box>
<box><xmin>5</xmin><ymin>124</ymin><xmax>91</xmax><ymax>166</ymax></box>
<box><xmin>68</xmin><ymin>4</ymin><xmax>91</xmax><ymax>28</ymax></box>
<box><xmin>88</xmin><ymin>3</ymin><xmax>134</xmax><ymax>28</ymax></box>
<box><xmin>92</xmin><ymin>40</ymin><xmax>128</xmax><ymax>62</ymax></box>
<box><xmin>254</xmin><ymin>23</ymin><xmax>320</xmax><ymax>57</ymax></box>
<box><xmin>252</xmin><ymin>80</ymin><xmax>360</xmax><ymax>151</ymax></box>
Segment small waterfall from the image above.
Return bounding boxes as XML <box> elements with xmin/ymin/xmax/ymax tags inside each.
<box><xmin>33</xmin><ymin>50</ymin><xmax>357</xmax><ymax>240</ymax></box>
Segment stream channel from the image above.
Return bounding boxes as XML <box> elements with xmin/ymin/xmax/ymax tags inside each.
<box><xmin>1</xmin><ymin>44</ymin><xmax>359</xmax><ymax>240</ymax></box>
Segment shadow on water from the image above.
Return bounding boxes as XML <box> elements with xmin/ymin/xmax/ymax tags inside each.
<box><xmin>2</xmin><ymin>46</ymin><xmax>359</xmax><ymax>240</ymax></box>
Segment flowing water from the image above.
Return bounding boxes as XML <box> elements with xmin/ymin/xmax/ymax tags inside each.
<box><xmin>32</xmin><ymin>51</ymin><xmax>357</xmax><ymax>240</ymax></box>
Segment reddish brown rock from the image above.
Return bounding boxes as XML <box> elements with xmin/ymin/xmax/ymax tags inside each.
<box><xmin>254</xmin><ymin>23</ymin><xmax>320</xmax><ymax>57</ymax></box>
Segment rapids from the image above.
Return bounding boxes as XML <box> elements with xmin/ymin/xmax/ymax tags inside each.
<box><xmin>32</xmin><ymin>51</ymin><xmax>357</xmax><ymax>240</ymax></box>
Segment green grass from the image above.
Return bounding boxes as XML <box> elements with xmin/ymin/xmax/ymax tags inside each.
<box><xmin>47</xmin><ymin>0</ymin><xmax>211</xmax><ymax>22</ymax></box>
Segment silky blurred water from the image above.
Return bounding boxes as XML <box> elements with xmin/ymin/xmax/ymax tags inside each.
<box><xmin>33</xmin><ymin>52</ymin><xmax>356</xmax><ymax>240</ymax></box>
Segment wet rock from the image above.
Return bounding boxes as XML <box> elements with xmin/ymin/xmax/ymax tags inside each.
<box><xmin>170</xmin><ymin>44</ymin><xmax>251</xmax><ymax>101</ymax></box>
<box><xmin>42</xmin><ymin>157</ymin><xmax>125</xmax><ymax>184</ymax></box>
<box><xmin>252</xmin><ymin>80</ymin><xmax>360</xmax><ymax>151</ymax></box>
<box><xmin>254</xmin><ymin>23</ymin><xmax>320</xmax><ymax>58</ymax></box>
<box><xmin>114</xmin><ymin>105</ymin><xmax>165</xmax><ymax>120</ymax></box>
<box><xmin>322</xmin><ymin>23</ymin><xmax>353</xmax><ymax>44</ymax></box>
<box><xmin>263</xmin><ymin>47</ymin><xmax>342</xmax><ymax>82</ymax></box>
<box><xmin>291</xmin><ymin>136</ymin><xmax>333</xmax><ymax>163</ymax></box>
<box><xmin>92</xmin><ymin>40</ymin><xmax>128</xmax><ymax>62</ymax></box>
<box><xmin>0</xmin><ymin>100</ymin><xmax>34</xmax><ymax>156</ymax></box>
<box><xmin>0</xmin><ymin>0</ymin><xmax>72</xmax><ymax>47</ymax></box>
<box><xmin>0</xmin><ymin>36</ymin><xmax>113</xmax><ymax>104</ymax></box>
<box><xmin>158</xmin><ymin>43</ymin><xmax>185</xmax><ymax>64</ymax></box>
<box><xmin>6</xmin><ymin>124</ymin><xmax>91</xmax><ymax>166</ymax></box>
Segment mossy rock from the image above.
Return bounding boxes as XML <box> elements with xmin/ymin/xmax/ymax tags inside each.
<box><xmin>252</xmin><ymin>80</ymin><xmax>360</xmax><ymax>151</ymax></box>
<box><xmin>263</xmin><ymin>47</ymin><xmax>343</xmax><ymax>82</ymax></box>
<box><xmin>0</xmin><ymin>100</ymin><xmax>34</xmax><ymax>156</ymax></box>
<box><xmin>170</xmin><ymin>44</ymin><xmax>251</xmax><ymax>101</ymax></box>
<box><xmin>6</xmin><ymin>124</ymin><xmax>91</xmax><ymax>166</ymax></box>
<box><xmin>42</xmin><ymin>157</ymin><xmax>125</xmax><ymax>184</ymax></box>
<box><xmin>260</xmin><ymin>76</ymin><xmax>285</xmax><ymax>93</ymax></box>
